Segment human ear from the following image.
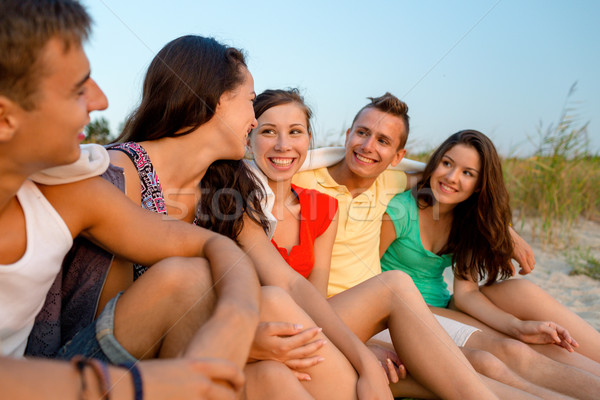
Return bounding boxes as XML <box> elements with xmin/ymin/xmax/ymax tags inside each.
<box><xmin>390</xmin><ymin>148</ymin><xmax>407</xmax><ymax>167</ymax></box>
<box><xmin>0</xmin><ymin>96</ymin><xmax>20</xmax><ymax>142</ymax></box>
<box><xmin>245</xmin><ymin>134</ymin><xmax>254</xmax><ymax>154</ymax></box>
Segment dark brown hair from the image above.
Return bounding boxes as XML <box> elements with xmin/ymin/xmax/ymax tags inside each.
<box><xmin>0</xmin><ymin>0</ymin><xmax>91</xmax><ymax>110</ymax></box>
<box><xmin>116</xmin><ymin>35</ymin><xmax>269</xmax><ymax>241</ymax></box>
<box><xmin>414</xmin><ymin>130</ymin><xmax>514</xmax><ymax>285</ymax></box>
<box><xmin>351</xmin><ymin>92</ymin><xmax>410</xmax><ymax>149</ymax></box>
<box><xmin>253</xmin><ymin>88</ymin><xmax>313</xmax><ymax>135</ymax></box>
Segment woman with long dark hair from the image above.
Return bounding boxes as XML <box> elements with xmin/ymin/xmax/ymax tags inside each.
<box><xmin>380</xmin><ymin>130</ymin><xmax>600</xmax><ymax>398</ymax></box>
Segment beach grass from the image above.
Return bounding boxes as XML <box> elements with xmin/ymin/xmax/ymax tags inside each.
<box><xmin>503</xmin><ymin>85</ymin><xmax>598</xmax><ymax>251</ymax></box>
<box><xmin>407</xmin><ymin>85</ymin><xmax>599</xmax><ymax>279</ymax></box>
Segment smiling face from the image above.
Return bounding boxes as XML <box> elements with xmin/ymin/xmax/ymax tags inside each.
<box><xmin>342</xmin><ymin>107</ymin><xmax>407</xmax><ymax>180</ymax></box>
<box><xmin>13</xmin><ymin>37</ymin><xmax>108</xmax><ymax>168</ymax></box>
<box><xmin>430</xmin><ymin>144</ymin><xmax>481</xmax><ymax>207</ymax></box>
<box><xmin>213</xmin><ymin>67</ymin><xmax>257</xmax><ymax>159</ymax></box>
<box><xmin>248</xmin><ymin>102</ymin><xmax>310</xmax><ymax>184</ymax></box>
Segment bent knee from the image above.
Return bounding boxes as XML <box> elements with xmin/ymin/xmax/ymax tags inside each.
<box><xmin>379</xmin><ymin>270</ymin><xmax>418</xmax><ymax>296</ymax></box>
<box><xmin>261</xmin><ymin>286</ymin><xmax>293</xmax><ymax>307</ymax></box>
<box><xmin>144</xmin><ymin>256</ymin><xmax>213</xmax><ymax>295</ymax></box>
<box><xmin>259</xmin><ymin>286</ymin><xmax>313</xmax><ymax>324</ymax></box>
<box><xmin>464</xmin><ymin>348</ymin><xmax>509</xmax><ymax>378</ymax></box>
<box><xmin>495</xmin><ymin>338</ymin><xmax>531</xmax><ymax>361</ymax></box>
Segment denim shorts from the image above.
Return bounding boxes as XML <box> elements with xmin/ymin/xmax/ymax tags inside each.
<box><xmin>57</xmin><ymin>292</ymin><xmax>137</xmax><ymax>364</ymax></box>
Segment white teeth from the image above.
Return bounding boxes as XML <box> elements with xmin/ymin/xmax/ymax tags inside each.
<box><xmin>355</xmin><ymin>153</ymin><xmax>375</xmax><ymax>163</ymax></box>
<box><xmin>441</xmin><ymin>183</ymin><xmax>456</xmax><ymax>192</ymax></box>
<box><xmin>270</xmin><ymin>157</ymin><xmax>293</xmax><ymax>166</ymax></box>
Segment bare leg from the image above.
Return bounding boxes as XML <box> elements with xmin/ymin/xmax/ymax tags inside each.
<box><xmin>244</xmin><ymin>361</ymin><xmax>314</xmax><ymax>400</ymax></box>
<box><xmin>463</xmin><ymin>347</ymin><xmax>574</xmax><ymax>400</ymax></box>
<box><xmin>113</xmin><ymin>257</ymin><xmax>217</xmax><ymax>359</ymax></box>
<box><xmin>433</xmin><ymin>306</ymin><xmax>600</xmax><ymax>377</ymax></box>
<box><xmin>329</xmin><ymin>271</ymin><xmax>497</xmax><ymax>400</ymax></box>
<box><xmin>481</xmin><ymin>279</ymin><xmax>600</xmax><ymax>362</ymax></box>
<box><xmin>259</xmin><ymin>286</ymin><xmax>358</xmax><ymax>400</ymax></box>
<box><xmin>479</xmin><ymin>375</ymin><xmax>546</xmax><ymax>400</ymax></box>
<box><xmin>467</xmin><ymin>333</ymin><xmax>600</xmax><ymax>400</ymax></box>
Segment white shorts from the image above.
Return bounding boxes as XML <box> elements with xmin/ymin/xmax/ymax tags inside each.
<box><xmin>371</xmin><ymin>315</ymin><xmax>480</xmax><ymax>347</ymax></box>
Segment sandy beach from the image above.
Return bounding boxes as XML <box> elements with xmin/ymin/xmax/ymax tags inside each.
<box><xmin>444</xmin><ymin>218</ymin><xmax>600</xmax><ymax>332</ymax></box>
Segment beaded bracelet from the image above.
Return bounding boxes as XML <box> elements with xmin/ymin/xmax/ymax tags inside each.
<box><xmin>71</xmin><ymin>356</ymin><xmax>112</xmax><ymax>400</ymax></box>
<box><xmin>120</xmin><ymin>362</ymin><xmax>143</xmax><ymax>400</ymax></box>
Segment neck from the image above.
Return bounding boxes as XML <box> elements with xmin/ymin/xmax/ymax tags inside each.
<box><xmin>328</xmin><ymin>160</ymin><xmax>377</xmax><ymax>197</ymax></box>
<box><xmin>139</xmin><ymin>131</ymin><xmax>219</xmax><ymax>190</ymax></box>
<box><xmin>0</xmin><ymin>161</ymin><xmax>30</xmax><ymax>218</ymax></box>
<box><xmin>426</xmin><ymin>200</ymin><xmax>455</xmax><ymax>222</ymax></box>
<box><xmin>269</xmin><ymin>179</ymin><xmax>294</xmax><ymax>207</ymax></box>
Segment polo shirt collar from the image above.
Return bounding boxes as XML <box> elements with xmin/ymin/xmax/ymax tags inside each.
<box><xmin>314</xmin><ymin>167</ymin><xmax>376</xmax><ymax>202</ymax></box>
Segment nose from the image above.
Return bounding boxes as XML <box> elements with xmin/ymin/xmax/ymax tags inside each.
<box><xmin>361</xmin><ymin>135</ymin><xmax>376</xmax><ymax>153</ymax></box>
<box><xmin>446</xmin><ymin>167</ymin><xmax>459</xmax><ymax>183</ymax></box>
<box><xmin>250</xmin><ymin>116</ymin><xmax>258</xmax><ymax>130</ymax></box>
<box><xmin>274</xmin><ymin>133</ymin><xmax>292</xmax><ymax>151</ymax></box>
<box><xmin>86</xmin><ymin>78</ymin><xmax>108</xmax><ymax>112</ymax></box>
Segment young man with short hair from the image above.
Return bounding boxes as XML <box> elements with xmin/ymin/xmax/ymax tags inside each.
<box><xmin>0</xmin><ymin>1</ymin><xmax>258</xmax><ymax>397</ymax></box>
<box><xmin>293</xmin><ymin>93</ymin><xmax>410</xmax><ymax>296</ymax></box>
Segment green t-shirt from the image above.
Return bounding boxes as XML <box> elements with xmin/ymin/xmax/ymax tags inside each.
<box><xmin>380</xmin><ymin>191</ymin><xmax>453</xmax><ymax>307</ymax></box>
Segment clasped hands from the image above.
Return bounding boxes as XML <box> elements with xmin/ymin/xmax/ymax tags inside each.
<box><xmin>248</xmin><ymin>322</ymin><xmax>326</xmax><ymax>381</ymax></box>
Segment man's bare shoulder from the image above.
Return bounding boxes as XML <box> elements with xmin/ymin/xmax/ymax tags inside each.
<box><xmin>37</xmin><ymin>176</ymin><xmax>125</xmax><ymax>237</ymax></box>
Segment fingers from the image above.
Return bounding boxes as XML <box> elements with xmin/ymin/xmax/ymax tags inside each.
<box><xmin>285</xmin><ymin>355</ymin><xmax>325</xmax><ymax>370</ymax></box>
<box><xmin>396</xmin><ymin>362</ymin><xmax>407</xmax><ymax>380</ymax></box>
<box><xmin>551</xmin><ymin>323</ymin><xmax>577</xmax><ymax>352</ymax></box>
<box><xmin>192</xmin><ymin>359</ymin><xmax>245</xmax><ymax>392</ymax></box>
<box><xmin>281</xmin><ymin>327</ymin><xmax>324</xmax><ymax>352</ymax></box>
<box><xmin>292</xmin><ymin>370</ymin><xmax>312</xmax><ymax>382</ymax></box>
<box><xmin>385</xmin><ymin>358</ymin><xmax>399</xmax><ymax>383</ymax></box>
<box><xmin>203</xmin><ymin>380</ymin><xmax>239</xmax><ymax>400</ymax></box>
<box><xmin>284</xmin><ymin>337</ymin><xmax>327</xmax><ymax>360</ymax></box>
<box><xmin>538</xmin><ymin>322</ymin><xmax>575</xmax><ymax>352</ymax></box>
<box><xmin>554</xmin><ymin>323</ymin><xmax>578</xmax><ymax>347</ymax></box>
<box><xmin>259</xmin><ymin>321</ymin><xmax>305</xmax><ymax>337</ymax></box>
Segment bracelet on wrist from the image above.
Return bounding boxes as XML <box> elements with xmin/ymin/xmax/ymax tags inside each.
<box><xmin>71</xmin><ymin>356</ymin><xmax>111</xmax><ymax>400</ymax></box>
<box><xmin>119</xmin><ymin>362</ymin><xmax>143</xmax><ymax>400</ymax></box>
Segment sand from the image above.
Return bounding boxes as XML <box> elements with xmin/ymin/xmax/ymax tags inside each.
<box><xmin>443</xmin><ymin>218</ymin><xmax>600</xmax><ymax>332</ymax></box>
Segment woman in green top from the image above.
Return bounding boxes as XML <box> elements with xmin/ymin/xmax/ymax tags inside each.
<box><xmin>380</xmin><ymin>130</ymin><xmax>600</xmax><ymax>398</ymax></box>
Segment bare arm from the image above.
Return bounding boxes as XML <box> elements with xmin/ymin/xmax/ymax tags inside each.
<box><xmin>308</xmin><ymin>209</ymin><xmax>338</xmax><ymax>297</ymax></box>
<box><xmin>40</xmin><ymin>178</ymin><xmax>260</xmax><ymax>366</ymax></box>
<box><xmin>379</xmin><ymin>213</ymin><xmax>397</xmax><ymax>258</ymax></box>
<box><xmin>238</xmin><ymin>217</ymin><xmax>391</xmax><ymax>398</ymax></box>
<box><xmin>3</xmin><ymin>357</ymin><xmax>244</xmax><ymax>400</ymax></box>
<box><xmin>509</xmin><ymin>226</ymin><xmax>536</xmax><ymax>275</ymax></box>
<box><xmin>453</xmin><ymin>277</ymin><xmax>575</xmax><ymax>351</ymax></box>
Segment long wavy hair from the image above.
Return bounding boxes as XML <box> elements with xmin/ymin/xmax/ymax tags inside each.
<box><xmin>115</xmin><ymin>35</ymin><xmax>269</xmax><ymax>241</ymax></box>
<box><xmin>414</xmin><ymin>130</ymin><xmax>514</xmax><ymax>285</ymax></box>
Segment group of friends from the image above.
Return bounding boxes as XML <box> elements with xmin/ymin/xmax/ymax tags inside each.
<box><xmin>2</xmin><ymin>1</ymin><xmax>600</xmax><ymax>399</ymax></box>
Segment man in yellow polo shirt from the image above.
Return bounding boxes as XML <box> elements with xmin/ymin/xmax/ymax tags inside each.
<box><xmin>293</xmin><ymin>93</ymin><xmax>410</xmax><ymax>296</ymax></box>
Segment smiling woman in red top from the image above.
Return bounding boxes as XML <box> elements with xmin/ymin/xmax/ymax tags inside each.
<box><xmin>247</xmin><ymin>89</ymin><xmax>338</xmax><ymax>296</ymax></box>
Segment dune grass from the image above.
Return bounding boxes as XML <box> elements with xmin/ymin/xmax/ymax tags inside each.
<box><xmin>407</xmin><ymin>85</ymin><xmax>599</xmax><ymax>279</ymax></box>
<box><xmin>503</xmin><ymin>85</ymin><xmax>598</xmax><ymax>249</ymax></box>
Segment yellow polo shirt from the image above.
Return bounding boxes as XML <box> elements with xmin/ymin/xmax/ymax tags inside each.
<box><xmin>293</xmin><ymin>167</ymin><xmax>407</xmax><ymax>296</ymax></box>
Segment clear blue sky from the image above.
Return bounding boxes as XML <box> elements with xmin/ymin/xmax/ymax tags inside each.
<box><xmin>82</xmin><ymin>0</ymin><xmax>600</xmax><ymax>156</ymax></box>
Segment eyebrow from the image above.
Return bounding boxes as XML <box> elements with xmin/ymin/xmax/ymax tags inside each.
<box><xmin>355</xmin><ymin>125</ymin><xmax>372</xmax><ymax>133</ymax></box>
<box><xmin>258</xmin><ymin>122</ymin><xmax>307</xmax><ymax>130</ymax></box>
<box><xmin>444</xmin><ymin>154</ymin><xmax>479</xmax><ymax>173</ymax></box>
<box><xmin>357</xmin><ymin>125</ymin><xmax>394</xmax><ymax>143</ymax></box>
<box><xmin>72</xmin><ymin>71</ymin><xmax>91</xmax><ymax>93</ymax></box>
<box><xmin>376</xmin><ymin>132</ymin><xmax>394</xmax><ymax>143</ymax></box>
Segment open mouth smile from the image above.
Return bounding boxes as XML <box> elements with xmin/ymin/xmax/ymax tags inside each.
<box><xmin>354</xmin><ymin>152</ymin><xmax>377</xmax><ymax>164</ymax></box>
<box><xmin>269</xmin><ymin>157</ymin><xmax>295</xmax><ymax>168</ymax></box>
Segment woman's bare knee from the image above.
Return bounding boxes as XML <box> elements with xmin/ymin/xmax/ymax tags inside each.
<box><xmin>463</xmin><ymin>347</ymin><xmax>510</xmax><ymax>379</ymax></box>
<box><xmin>378</xmin><ymin>270</ymin><xmax>420</xmax><ymax>303</ymax></box>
